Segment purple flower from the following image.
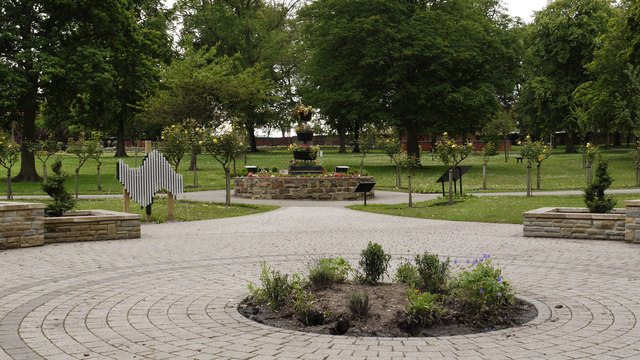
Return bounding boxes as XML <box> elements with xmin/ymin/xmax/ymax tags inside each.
<box><xmin>497</xmin><ymin>292</ymin><xmax>502</xmax><ymax>296</ymax></box>
<box><xmin>479</xmin><ymin>289</ymin><xmax>484</xmax><ymax>294</ymax></box>
<box><xmin>454</xmin><ymin>259</ymin><xmax>457</xmax><ymax>265</ymax></box>
<box><xmin>497</xmin><ymin>276</ymin><xmax>502</xmax><ymax>282</ymax></box>
<box><xmin>467</xmin><ymin>259</ymin><xmax>470</xmax><ymax>264</ymax></box>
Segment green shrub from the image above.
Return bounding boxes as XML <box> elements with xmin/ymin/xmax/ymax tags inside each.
<box><xmin>358</xmin><ymin>242</ymin><xmax>391</xmax><ymax>284</ymax></box>
<box><xmin>451</xmin><ymin>259</ymin><xmax>515</xmax><ymax>322</ymax></box>
<box><xmin>584</xmin><ymin>158</ymin><xmax>616</xmax><ymax>213</ymax></box>
<box><xmin>405</xmin><ymin>289</ymin><xmax>442</xmax><ymax>327</ymax></box>
<box><xmin>348</xmin><ymin>290</ymin><xmax>370</xmax><ymax>317</ymax></box>
<box><xmin>414</xmin><ymin>252</ymin><xmax>450</xmax><ymax>294</ymax></box>
<box><xmin>42</xmin><ymin>159</ymin><xmax>76</xmax><ymax>217</ymax></box>
<box><xmin>248</xmin><ymin>262</ymin><xmax>295</xmax><ymax>310</ymax></box>
<box><xmin>309</xmin><ymin>257</ymin><xmax>352</xmax><ymax>289</ymax></box>
<box><xmin>292</xmin><ymin>280</ymin><xmax>314</xmax><ymax>324</ymax></box>
<box><xmin>395</xmin><ymin>259</ymin><xmax>419</xmax><ymax>287</ymax></box>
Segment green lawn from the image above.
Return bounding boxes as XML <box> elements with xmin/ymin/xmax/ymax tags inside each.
<box><xmin>1</xmin><ymin>146</ymin><xmax>639</xmax><ymax>196</ymax></box>
<box><xmin>27</xmin><ymin>198</ymin><xmax>279</xmax><ymax>223</ymax></box>
<box><xmin>348</xmin><ymin>194</ymin><xmax>640</xmax><ymax>224</ymax></box>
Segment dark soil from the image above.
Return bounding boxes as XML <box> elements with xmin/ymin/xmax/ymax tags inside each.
<box><xmin>238</xmin><ymin>282</ymin><xmax>537</xmax><ymax>337</ymax></box>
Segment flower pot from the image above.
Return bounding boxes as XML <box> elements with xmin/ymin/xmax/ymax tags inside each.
<box><xmin>335</xmin><ymin>166</ymin><xmax>349</xmax><ymax>173</ymax></box>
<box><xmin>297</xmin><ymin>132</ymin><xmax>314</xmax><ymax>142</ymax></box>
<box><xmin>293</xmin><ymin>151</ymin><xmax>315</xmax><ymax>161</ymax></box>
<box><xmin>245</xmin><ymin>166</ymin><xmax>258</xmax><ymax>174</ymax></box>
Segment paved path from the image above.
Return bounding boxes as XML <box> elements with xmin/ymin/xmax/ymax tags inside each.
<box><xmin>2</xmin><ymin>192</ymin><xmax>640</xmax><ymax>359</ymax></box>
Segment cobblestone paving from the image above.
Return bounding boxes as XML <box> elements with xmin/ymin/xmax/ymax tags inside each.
<box><xmin>1</xmin><ymin>202</ymin><xmax>640</xmax><ymax>359</ymax></box>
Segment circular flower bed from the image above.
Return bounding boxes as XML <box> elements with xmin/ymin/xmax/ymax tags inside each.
<box><xmin>239</xmin><ymin>244</ymin><xmax>537</xmax><ymax>337</ymax></box>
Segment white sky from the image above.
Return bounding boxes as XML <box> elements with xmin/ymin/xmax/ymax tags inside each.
<box><xmin>502</xmin><ymin>0</ymin><xmax>549</xmax><ymax>23</ymax></box>
<box><xmin>163</xmin><ymin>0</ymin><xmax>550</xmax><ymax>23</ymax></box>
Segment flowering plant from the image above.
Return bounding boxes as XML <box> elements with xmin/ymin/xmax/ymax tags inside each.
<box><xmin>288</xmin><ymin>143</ymin><xmax>319</xmax><ymax>154</ymax></box>
<box><xmin>579</xmin><ymin>142</ymin><xmax>599</xmax><ymax>167</ymax></box>
<box><xmin>0</xmin><ymin>130</ymin><xmax>20</xmax><ymax>199</ymax></box>
<box><xmin>295</xmin><ymin>123</ymin><xmax>314</xmax><ymax>133</ymax></box>
<box><xmin>435</xmin><ymin>133</ymin><xmax>473</xmax><ymax>169</ymax></box>
<box><xmin>289</xmin><ymin>159</ymin><xmax>320</xmax><ymax>167</ymax></box>
<box><xmin>293</xmin><ymin>105</ymin><xmax>313</xmax><ymax>122</ymax></box>
<box><xmin>518</xmin><ymin>135</ymin><xmax>550</xmax><ymax>166</ymax></box>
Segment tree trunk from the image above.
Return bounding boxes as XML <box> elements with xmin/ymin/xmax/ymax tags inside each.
<box><xmin>97</xmin><ymin>164</ymin><xmax>101</xmax><ymax>191</ymax></box>
<box><xmin>536</xmin><ymin>164</ymin><xmax>541</xmax><ymax>190</ymax></box>
<box><xmin>352</xmin><ymin>123</ymin><xmax>360</xmax><ymax>153</ymax></box>
<box><xmin>448</xmin><ymin>168</ymin><xmax>453</xmax><ymax>205</ymax></box>
<box><xmin>6</xmin><ymin>168</ymin><xmax>12</xmax><ymax>200</ymax></box>
<box><xmin>586</xmin><ymin>165</ymin><xmax>592</xmax><ymax>185</ymax></box>
<box><xmin>408</xmin><ymin>175</ymin><xmax>413</xmax><ymax>208</ymax></box>
<box><xmin>188</xmin><ymin>153</ymin><xmax>198</xmax><ymax>171</ymax></box>
<box><xmin>503</xmin><ymin>138</ymin><xmax>508</xmax><ymax>162</ymax></box>
<box><xmin>605</xmin><ymin>125</ymin><xmax>611</xmax><ymax>150</ymax></box>
<box><xmin>42</xmin><ymin>163</ymin><xmax>48</xmax><ymax>183</ymax></box>
<box><xmin>194</xmin><ymin>165</ymin><xmax>198</xmax><ymax>187</ymax></box>
<box><xmin>360</xmin><ymin>154</ymin><xmax>366</xmax><ymax>176</ymax></box>
<box><xmin>526</xmin><ymin>165</ymin><xmax>531</xmax><ymax>197</ymax></box>
<box><xmin>247</xmin><ymin>125</ymin><xmax>258</xmax><ymax>152</ymax></box>
<box><xmin>636</xmin><ymin>165</ymin><xmax>639</xmax><ymax>187</ymax></box>
<box><xmin>115</xmin><ymin>115</ymin><xmax>128</xmax><ymax>157</ymax></box>
<box><xmin>14</xmin><ymin>88</ymin><xmax>41</xmax><ymax>182</ymax></box>
<box><xmin>396</xmin><ymin>165</ymin><xmax>402</xmax><ymax>189</ymax></box>
<box><xmin>614</xmin><ymin>132</ymin><xmax>621</xmax><ymax>147</ymax></box>
<box><xmin>338</xmin><ymin>125</ymin><xmax>347</xmax><ymax>153</ymax></box>
<box><xmin>565</xmin><ymin>132</ymin><xmax>577</xmax><ymax>153</ymax></box>
<box><xmin>75</xmin><ymin>169</ymin><xmax>80</xmax><ymax>200</ymax></box>
<box><xmin>482</xmin><ymin>163</ymin><xmax>487</xmax><ymax>189</ymax></box>
<box><xmin>406</xmin><ymin>123</ymin><xmax>420</xmax><ymax>159</ymax></box>
<box><xmin>225</xmin><ymin>170</ymin><xmax>231</xmax><ymax>206</ymax></box>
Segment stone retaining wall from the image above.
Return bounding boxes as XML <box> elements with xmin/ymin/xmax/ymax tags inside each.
<box><xmin>234</xmin><ymin>176</ymin><xmax>375</xmax><ymax>200</ymax></box>
<box><xmin>523</xmin><ymin>207</ymin><xmax>627</xmax><ymax>241</ymax></box>
<box><xmin>45</xmin><ymin>210</ymin><xmax>141</xmax><ymax>244</ymax></box>
<box><xmin>0</xmin><ymin>202</ymin><xmax>45</xmax><ymax>249</ymax></box>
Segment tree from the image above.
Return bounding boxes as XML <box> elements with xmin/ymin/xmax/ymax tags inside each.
<box><xmin>580</xmin><ymin>142</ymin><xmax>601</xmax><ymax>184</ymax></box>
<box><xmin>203</xmin><ymin>125</ymin><xmax>245</xmax><ymax>206</ymax></box>
<box><xmin>26</xmin><ymin>136</ymin><xmax>61</xmax><ymax>183</ymax></box>
<box><xmin>480</xmin><ymin>141</ymin><xmax>498</xmax><ymax>190</ymax></box>
<box><xmin>159</xmin><ymin>124</ymin><xmax>189</xmax><ymax>171</ymax></box>
<box><xmin>299</xmin><ymin>0</ymin><xmax>520</xmax><ymax>158</ymax></box>
<box><xmin>519</xmin><ymin>136</ymin><xmax>550</xmax><ymax>196</ymax></box>
<box><xmin>398</xmin><ymin>153</ymin><xmax>421</xmax><ymax>208</ymax></box>
<box><xmin>356</xmin><ymin>125</ymin><xmax>379</xmax><ymax>176</ymax></box>
<box><xmin>0</xmin><ymin>131</ymin><xmax>20</xmax><ymax>199</ymax></box>
<box><xmin>436</xmin><ymin>133</ymin><xmax>473</xmax><ymax>205</ymax></box>
<box><xmin>42</xmin><ymin>159</ymin><xmax>76</xmax><ymax>217</ymax></box>
<box><xmin>518</xmin><ymin>0</ymin><xmax>613</xmax><ymax>152</ymax></box>
<box><xmin>177</xmin><ymin>0</ymin><xmax>300</xmax><ymax>152</ymax></box>
<box><xmin>377</xmin><ymin>134</ymin><xmax>403</xmax><ymax>189</ymax></box>
<box><xmin>584</xmin><ymin>157</ymin><xmax>616</xmax><ymax>213</ymax></box>
<box><xmin>67</xmin><ymin>132</ymin><xmax>102</xmax><ymax>200</ymax></box>
<box><xmin>629</xmin><ymin>141</ymin><xmax>640</xmax><ymax>186</ymax></box>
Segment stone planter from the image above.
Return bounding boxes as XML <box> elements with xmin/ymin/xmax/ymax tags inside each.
<box><xmin>293</xmin><ymin>151</ymin><xmax>315</xmax><ymax>161</ymax></box>
<box><xmin>523</xmin><ymin>207</ymin><xmax>626</xmax><ymax>241</ymax></box>
<box><xmin>234</xmin><ymin>176</ymin><xmax>375</xmax><ymax>200</ymax></box>
<box><xmin>289</xmin><ymin>165</ymin><xmax>323</xmax><ymax>175</ymax></box>
<box><xmin>45</xmin><ymin>210</ymin><xmax>141</xmax><ymax>244</ymax></box>
<box><xmin>296</xmin><ymin>132</ymin><xmax>314</xmax><ymax>142</ymax></box>
<box><xmin>0</xmin><ymin>201</ymin><xmax>45</xmax><ymax>249</ymax></box>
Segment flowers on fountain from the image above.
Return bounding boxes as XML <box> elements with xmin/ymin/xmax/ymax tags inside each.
<box><xmin>288</xmin><ymin>143</ymin><xmax>319</xmax><ymax>155</ymax></box>
<box><xmin>294</xmin><ymin>123</ymin><xmax>314</xmax><ymax>133</ymax></box>
<box><xmin>293</xmin><ymin>105</ymin><xmax>314</xmax><ymax>122</ymax></box>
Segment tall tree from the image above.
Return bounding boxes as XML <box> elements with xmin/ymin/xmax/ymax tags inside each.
<box><xmin>299</xmin><ymin>0</ymin><xmax>520</xmax><ymax>158</ymax></box>
<box><xmin>518</xmin><ymin>0</ymin><xmax>613</xmax><ymax>152</ymax></box>
<box><xmin>176</xmin><ymin>0</ymin><xmax>300</xmax><ymax>151</ymax></box>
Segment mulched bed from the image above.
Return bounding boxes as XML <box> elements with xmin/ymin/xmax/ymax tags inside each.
<box><xmin>238</xmin><ymin>282</ymin><xmax>537</xmax><ymax>337</ymax></box>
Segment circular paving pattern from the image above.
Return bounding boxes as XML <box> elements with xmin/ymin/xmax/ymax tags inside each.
<box><xmin>1</xmin><ymin>205</ymin><xmax>640</xmax><ymax>359</ymax></box>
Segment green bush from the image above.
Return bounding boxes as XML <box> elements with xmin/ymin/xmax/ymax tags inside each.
<box><xmin>358</xmin><ymin>242</ymin><xmax>391</xmax><ymax>284</ymax></box>
<box><xmin>42</xmin><ymin>159</ymin><xmax>76</xmax><ymax>217</ymax></box>
<box><xmin>292</xmin><ymin>280</ymin><xmax>314</xmax><ymax>324</ymax></box>
<box><xmin>584</xmin><ymin>158</ymin><xmax>616</xmax><ymax>213</ymax></box>
<box><xmin>414</xmin><ymin>252</ymin><xmax>450</xmax><ymax>294</ymax></box>
<box><xmin>450</xmin><ymin>259</ymin><xmax>514</xmax><ymax>322</ymax></box>
<box><xmin>309</xmin><ymin>257</ymin><xmax>352</xmax><ymax>289</ymax></box>
<box><xmin>248</xmin><ymin>262</ymin><xmax>296</xmax><ymax>310</ymax></box>
<box><xmin>395</xmin><ymin>259</ymin><xmax>419</xmax><ymax>287</ymax></box>
<box><xmin>405</xmin><ymin>289</ymin><xmax>442</xmax><ymax>326</ymax></box>
<box><xmin>348</xmin><ymin>290</ymin><xmax>370</xmax><ymax>317</ymax></box>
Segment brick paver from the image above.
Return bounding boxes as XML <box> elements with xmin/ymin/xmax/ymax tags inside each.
<box><xmin>1</xmin><ymin>194</ymin><xmax>640</xmax><ymax>359</ymax></box>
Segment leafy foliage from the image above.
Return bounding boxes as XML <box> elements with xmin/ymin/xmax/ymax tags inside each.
<box><xmin>348</xmin><ymin>290</ymin><xmax>370</xmax><ymax>317</ymax></box>
<box><xmin>395</xmin><ymin>259</ymin><xmax>420</xmax><ymax>287</ymax></box>
<box><xmin>42</xmin><ymin>159</ymin><xmax>76</xmax><ymax>217</ymax></box>
<box><xmin>308</xmin><ymin>257</ymin><xmax>352</xmax><ymax>289</ymax></box>
<box><xmin>450</xmin><ymin>259</ymin><xmax>515</xmax><ymax>324</ymax></box>
<box><xmin>358</xmin><ymin>242</ymin><xmax>391</xmax><ymax>284</ymax></box>
<box><xmin>248</xmin><ymin>262</ymin><xmax>296</xmax><ymax>311</ymax></box>
<box><xmin>414</xmin><ymin>252</ymin><xmax>450</xmax><ymax>294</ymax></box>
<box><xmin>435</xmin><ymin>133</ymin><xmax>473</xmax><ymax>169</ymax></box>
<box><xmin>405</xmin><ymin>289</ymin><xmax>442</xmax><ymax>327</ymax></box>
<box><xmin>519</xmin><ymin>136</ymin><xmax>551</xmax><ymax>166</ymax></box>
<box><xmin>584</xmin><ymin>158</ymin><xmax>616</xmax><ymax>213</ymax></box>
<box><xmin>481</xmin><ymin>141</ymin><xmax>498</xmax><ymax>164</ymax></box>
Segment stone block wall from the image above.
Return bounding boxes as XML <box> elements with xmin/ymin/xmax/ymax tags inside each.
<box><xmin>234</xmin><ymin>176</ymin><xmax>375</xmax><ymax>200</ymax></box>
<box><xmin>45</xmin><ymin>210</ymin><xmax>141</xmax><ymax>244</ymax></box>
<box><xmin>624</xmin><ymin>200</ymin><xmax>640</xmax><ymax>243</ymax></box>
<box><xmin>523</xmin><ymin>207</ymin><xmax>626</xmax><ymax>241</ymax></box>
<box><xmin>0</xmin><ymin>202</ymin><xmax>45</xmax><ymax>249</ymax></box>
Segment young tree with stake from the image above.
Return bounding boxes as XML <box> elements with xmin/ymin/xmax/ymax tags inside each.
<box><xmin>436</xmin><ymin>133</ymin><xmax>473</xmax><ymax>205</ymax></box>
<box><xmin>0</xmin><ymin>131</ymin><xmax>20</xmax><ymax>199</ymax></box>
<box><xmin>204</xmin><ymin>124</ymin><xmax>245</xmax><ymax>206</ymax></box>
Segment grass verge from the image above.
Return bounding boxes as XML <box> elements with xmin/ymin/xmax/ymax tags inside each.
<box><xmin>21</xmin><ymin>198</ymin><xmax>278</xmax><ymax>223</ymax></box>
<box><xmin>348</xmin><ymin>194</ymin><xmax>640</xmax><ymax>224</ymax></box>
